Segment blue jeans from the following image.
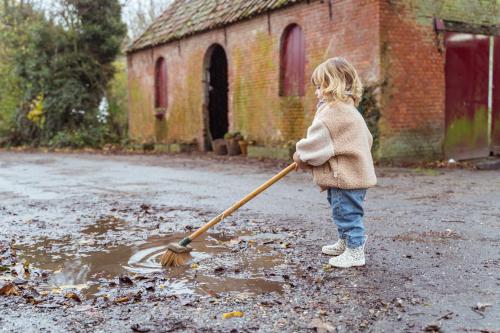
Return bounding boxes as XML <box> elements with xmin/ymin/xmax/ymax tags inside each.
<box><xmin>327</xmin><ymin>188</ymin><xmax>367</xmax><ymax>248</ymax></box>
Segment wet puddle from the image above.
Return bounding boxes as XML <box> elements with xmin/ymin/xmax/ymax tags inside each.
<box><xmin>12</xmin><ymin>218</ymin><xmax>286</xmax><ymax>298</ymax></box>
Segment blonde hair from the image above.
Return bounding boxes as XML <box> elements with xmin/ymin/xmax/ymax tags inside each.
<box><xmin>311</xmin><ymin>57</ymin><xmax>363</xmax><ymax>106</ymax></box>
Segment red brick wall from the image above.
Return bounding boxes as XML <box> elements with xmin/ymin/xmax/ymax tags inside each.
<box><xmin>378</xmin><ymin>0</ymin><xmax>446</xmax><ymax>160</ymax></box>
<box><xmin>127</xmin><ymin>0</ymin><xmax>381</xmax><ymax>148</ymax></box>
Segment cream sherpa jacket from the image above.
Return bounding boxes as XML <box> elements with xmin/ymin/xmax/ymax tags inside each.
<box><xmin>295</xmin><ymin>99</ymin><xmax>377</xmax><ymax>190</ymax></box>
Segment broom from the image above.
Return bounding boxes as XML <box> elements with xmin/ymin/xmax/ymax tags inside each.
<box><xmin>160</xmin><ymin>162</ymin><xmax>297</xmax><ymax>266</ymax></box>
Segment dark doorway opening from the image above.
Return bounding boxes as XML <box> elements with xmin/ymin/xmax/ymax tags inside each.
<box><xmin>204</xmin><ymin>44</ymin><xmax>228</xmax><ymax>149</ymax></box>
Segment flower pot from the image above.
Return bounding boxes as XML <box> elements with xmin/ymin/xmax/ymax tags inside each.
<box><xmin>212</xmin><ymin>138</ymin><xmax>228</xmax><ymax>155</ymax></box>
<box><xmin>238</xmin><ymin>140</ymin><xmax>248</xmax><ymax>155</ymax></box>
<box><xmin>226</xmin><ymin>138</ymin><xmax>241</xmax><ymax>156</ymax></box>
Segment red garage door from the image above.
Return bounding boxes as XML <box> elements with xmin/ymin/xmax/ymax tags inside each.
<box><xmin>444</xmin><ymin>32</ymin><xmax>490</xmax><ymax>160</ymax></box>
<box><xmin>492</xmin><ymin>36</ymin><xmax>500</xmax><ymax>155</ymax></box>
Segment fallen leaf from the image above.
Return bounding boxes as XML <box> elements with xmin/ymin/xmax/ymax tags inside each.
<box><xmin>114</xmin><ymin>296</ymin><xmax>130</xmax><ymax>303</ymax></box>
<box><xmin>0</xmin><ymin>282</ymin><xmax>20</xmax><ymax>296</ymax></box>
<box><xmin>190</xmin><ymin>263</ymin><xmax>199</xmax><ymax>269</ymax></box>
<box><xmin>214</xmin><ymin>266</ymin><xmax>225</xmax><ymax>274</ymax></box>
<box><xmin>25</xmin><ymin>295</ymin><xmax>43</xmax><ymax>305</ymax></box>
<box><xmin>423</xmin><ymin>322</ymin><xmax>441</xmax><ymax>332</ymax></box>
<box><xmin>223</xmin><ymin>311</ymin><xmax>244</xmax><ymax>319</ymax></box>
<box><xmin>23</xmin><ymin>260</ymin><xmax>30</xmax><ymax>275</ymax></box>
<box><xmin>119</xmin><ymin>275</ymin><xmax>133</xmax><ymax>285</ymax></box>
<box><xmin>65</xmin><ymin>292</ymin><xmax>81</xmax><ymax>302</ymax></box>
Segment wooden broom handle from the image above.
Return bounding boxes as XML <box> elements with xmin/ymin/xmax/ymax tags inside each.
<box><xmin>188</xmin><ymin>162</ymin><xmax>297</xmax><ymax>241</ymax></box>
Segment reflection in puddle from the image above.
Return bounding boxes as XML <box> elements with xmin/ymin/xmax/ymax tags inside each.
<box><xmin>16</xmin><ymin>228</ymin><xmax>285</xmax><ymax>297</ymax></box>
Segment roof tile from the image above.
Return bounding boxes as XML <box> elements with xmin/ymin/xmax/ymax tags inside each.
<box><xmin>127</xmin><ymin>0</ymin><xmax>305</xmax><ymax>52</ymax></box>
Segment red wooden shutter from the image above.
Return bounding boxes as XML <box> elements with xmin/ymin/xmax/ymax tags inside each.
<box><xmin>155</xmin><ymin>57</ymin><xmax>167</xmax><ymax>108</ymax></box>
<box><xmin>280</xmin><ymin>24</ymin><xmax>305</xmax><ymax>96</ymax></box>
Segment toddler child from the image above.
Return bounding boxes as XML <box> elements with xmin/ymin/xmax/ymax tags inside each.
<box><xmin>293</xmin><ymin>57</ymin><xmax>377</xmax><ymax>268</ymax></box>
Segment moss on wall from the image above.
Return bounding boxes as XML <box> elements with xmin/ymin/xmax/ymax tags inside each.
<box><xmin>379</xmin><ymin>127</ymin><xmax>443</xmax><ymax>162</ymax></box>
<box><xmin>129</xmin><ymin>77</ymin><xmax>154</xmax><ymax>142</ymax></box>
<box><xmin>163</xmin><ymin>52</ymin><xmax>203</xmax><ymax>144</ymax></box>
<box><xmin>154</xmin><ymin>117</ymin><xmax>168</xmax><ymax>141</ymax></box>
<box><xmin>231</xmin><ymin>31</ymin><xmax>283</xmax><ymax>144</ymax></box>
<box><xmin>410</xmin><ymin>0</ymin><xmax>500</xmax><ymax>26</ymax></box>
<box><xmin>278</xmin><ymin>96</ymin><xmax>305</xmax><ymax>142</ymax></box>
<box><xmin>444</xmin><ymin>107</ymin><xmax>489</xmax><ymax>154</ymax></box>
<box><xmin>232</xmin><ymin>46</ymin><xmax>251</xmax><ymax>137</ymax></box>
<box><xmin>230</xmin><ymin>29</ymin><xmax>330</xmax><ymax>145</ymax></box>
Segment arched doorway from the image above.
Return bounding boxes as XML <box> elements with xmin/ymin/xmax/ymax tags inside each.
<box><xmin>280</xmin><ymin>24</ymin><xmax>305</xmax><ymax>97</ymax></box>
<box><xmin>154</xmin><ymin>57</ymin><xmax>167</xmax><ymax>110</ymax></box>
<box><xmin>203</xmin><ymin>44</ymin><xmax>228</xmax><ymax>150</ymax></box>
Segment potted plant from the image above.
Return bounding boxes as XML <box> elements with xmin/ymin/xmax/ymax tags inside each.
<box><xmin>224</xmin><ymin>131</ymin><xmax>242</xmax><ymax>156</ymax></box>
<box><xmin>212</xmin><ymin>138</ymin><xmax>228</xmax><ymax>155</ymax></box>
<box><xmin>238</xmin><ymin>136</ymin><xmax>249</xmax><ymax>156</ymax></box>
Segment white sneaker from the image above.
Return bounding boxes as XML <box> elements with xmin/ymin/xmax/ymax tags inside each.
<box><xmin>322</xmin><ymin>239</ymin><xmax>347</xmax><ymax>256</ymax></box>
<box><xmin>328</xmin><ymin>245</ymin><xmax>365</xmax><ymax>268</ymax></box>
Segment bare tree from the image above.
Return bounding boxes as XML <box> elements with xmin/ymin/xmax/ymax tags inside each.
<box><xmin>121</xmin><ymin>0</ymin><xmax>172</xmax><ymax>39</ymax></box>
<box><xmin>17</xmin><ymin>0</ymin><xmax>173</xmax><ymax>39</ymax></box>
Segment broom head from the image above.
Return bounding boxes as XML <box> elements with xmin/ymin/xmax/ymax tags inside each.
<box><xmin>160</xmin><ymin>242</ymin><xmax>193</xmax><ymax>267</ymax></box>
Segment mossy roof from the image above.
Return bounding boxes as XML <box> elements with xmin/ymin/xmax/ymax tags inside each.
<box><xmin>127</xmin><ymin>0</ymin><xmax>304</xmax><ymax>53</ymax></box>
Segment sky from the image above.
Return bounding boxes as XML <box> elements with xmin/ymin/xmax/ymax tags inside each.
<box><xmin>31</xmin><ymin>0</ymin><xmax>173</xmax><ymax>38</ymax></box>
<box><xmin>121</xmin><ymin>0</ymin><xmax>173</xmax><ymax>37</ymax></box>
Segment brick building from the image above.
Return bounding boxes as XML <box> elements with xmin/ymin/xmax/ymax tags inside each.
<box><xmin>126</xmin><ymin>0</ymin><xmax>500</xmax><ymax>161</ymax></box>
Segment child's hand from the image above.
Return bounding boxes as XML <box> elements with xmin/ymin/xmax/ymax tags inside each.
<box><xmin>293</xmin><ymin>152</ymin><xmax>311</xmax><ymax>171</ymax></box>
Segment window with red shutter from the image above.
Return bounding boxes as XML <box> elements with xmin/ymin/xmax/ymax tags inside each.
<box><xmin>280</xmin><ymin>24</ymin><xmax>305</xmax><ymax>96</ymax></box>
<box><xmin>154</xmin><ymin>57</ymin><xmax>167</xmax><ymax>109</ymax></box>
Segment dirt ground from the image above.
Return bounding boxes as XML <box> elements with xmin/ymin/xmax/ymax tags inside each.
<box><xmin>0</xmin><ymin>152</ymin><xmax>499</xmax><ymax>333</ymax></box>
